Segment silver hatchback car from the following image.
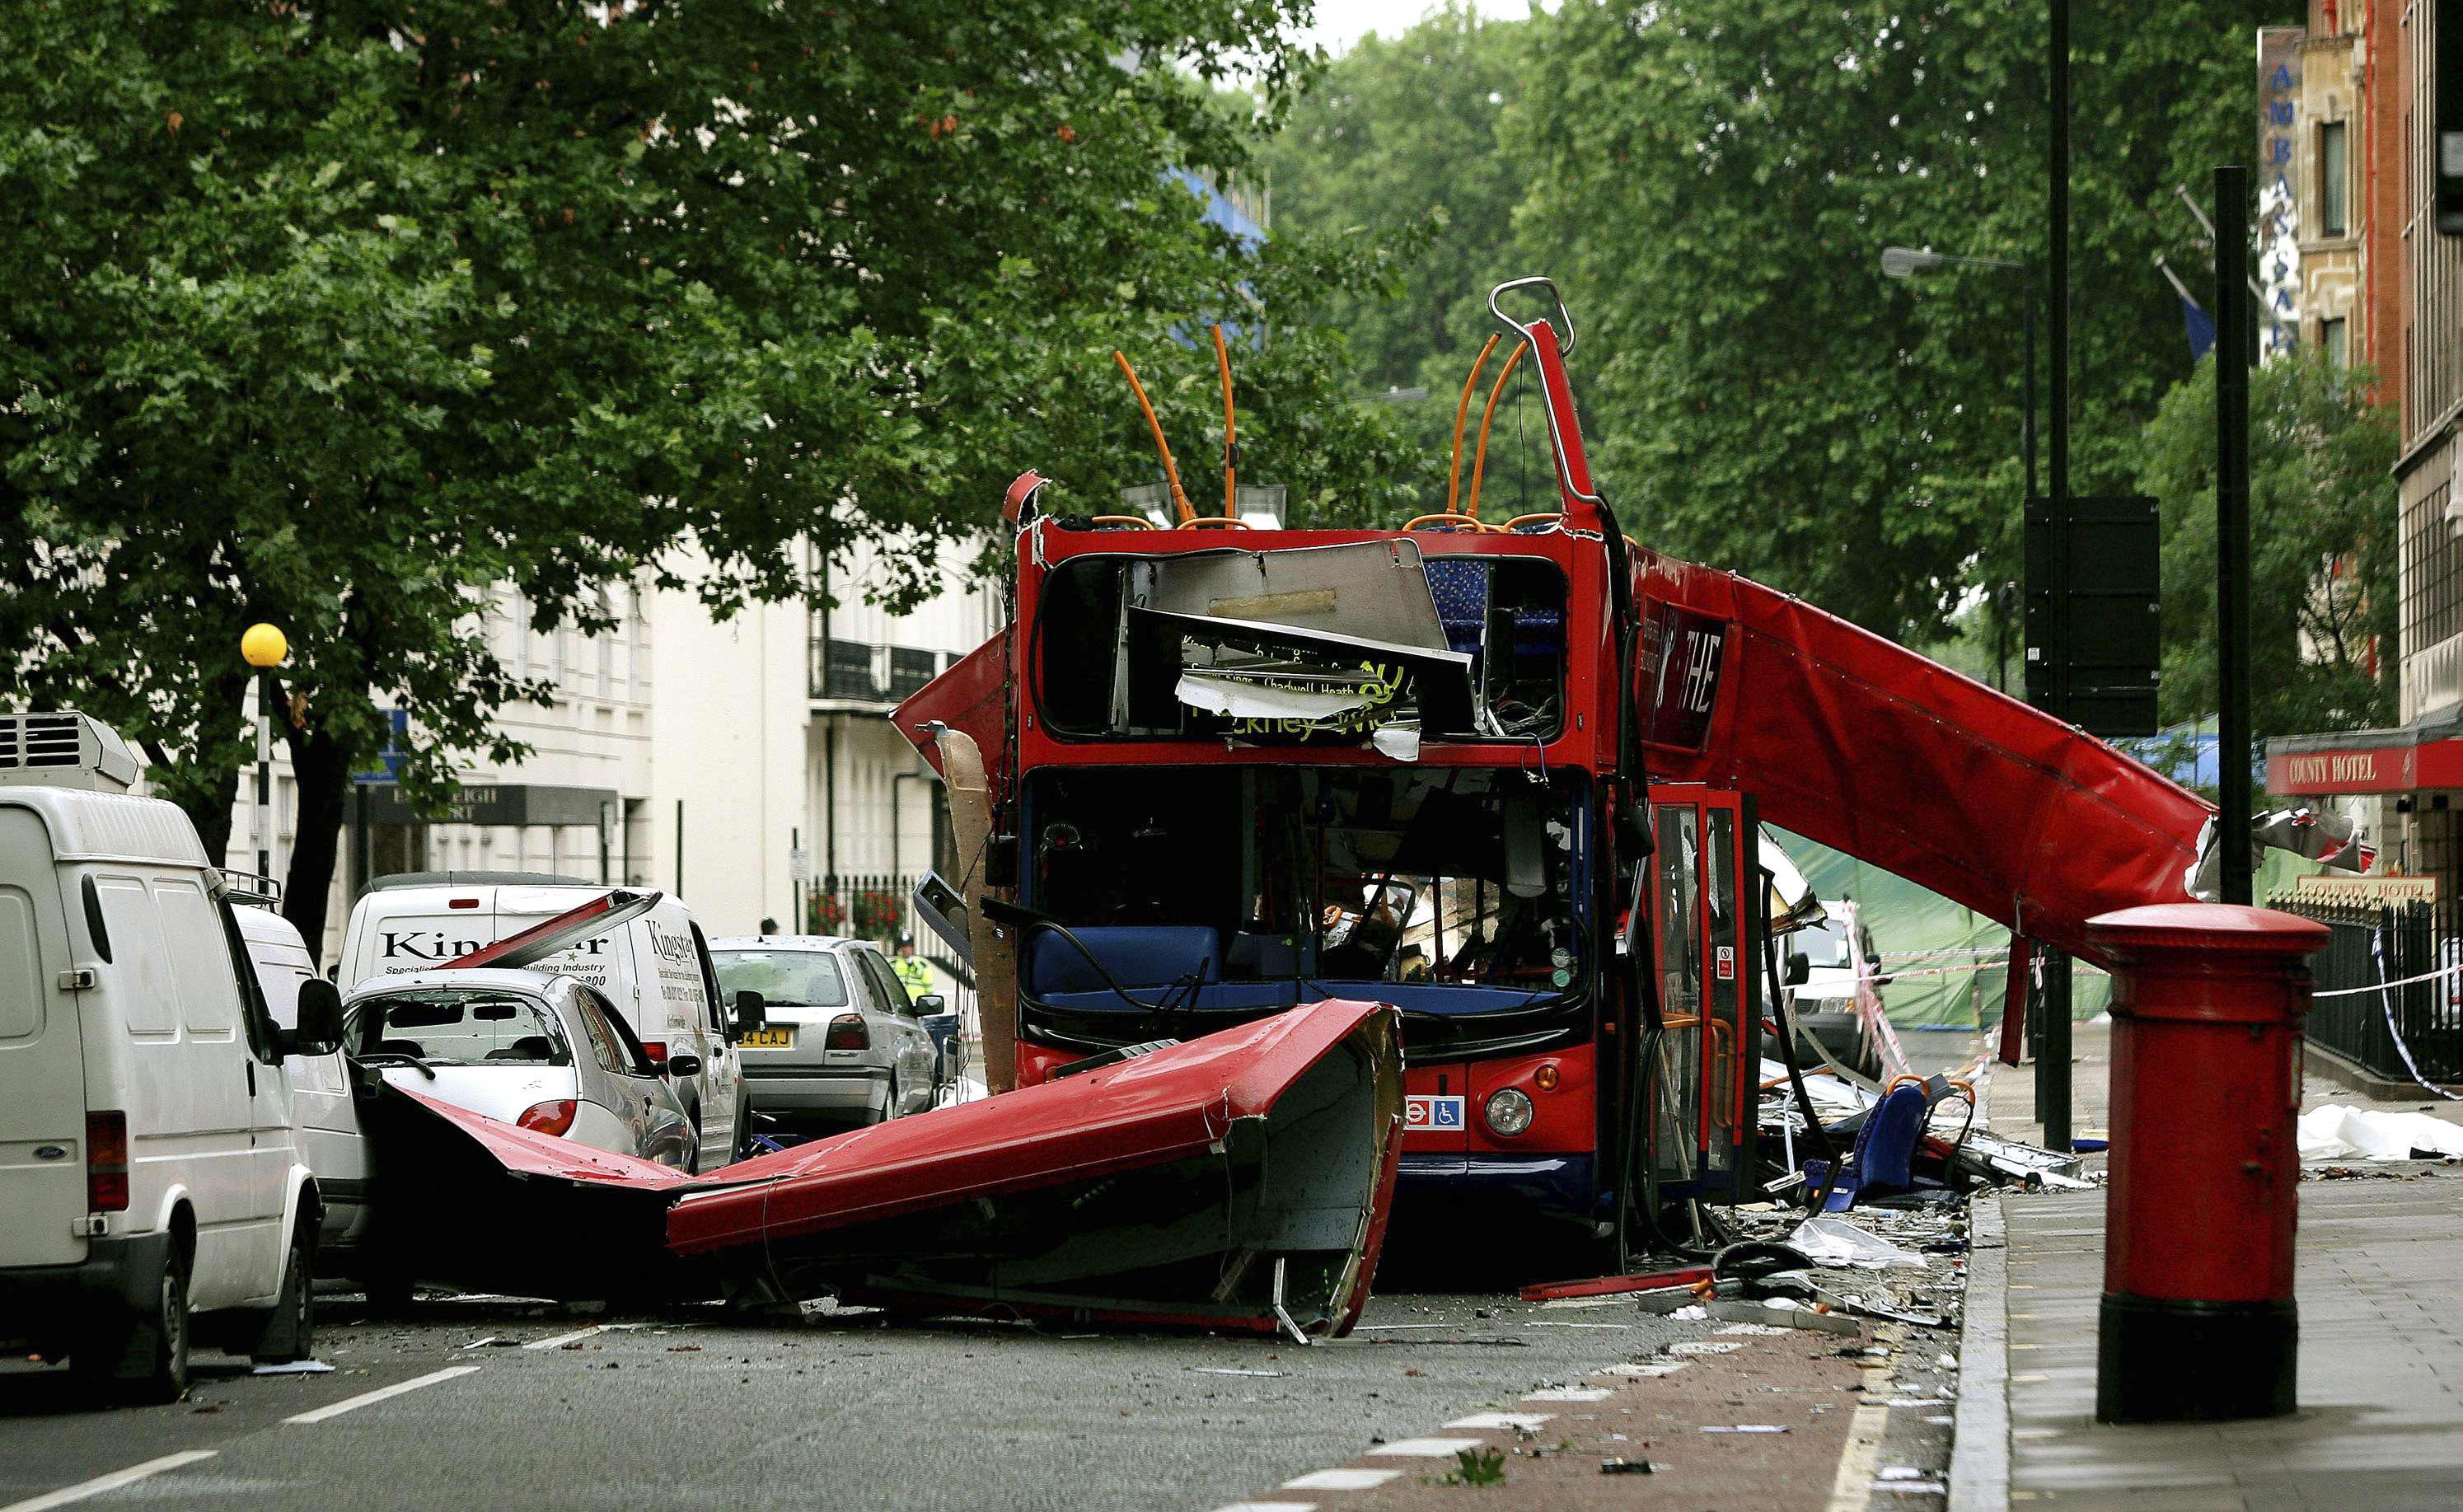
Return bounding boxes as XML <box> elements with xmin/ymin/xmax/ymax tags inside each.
<box><xmin>709</xmin><ymin>936</ymin><xmax>939</xmax><ymax>1133</ymax></box>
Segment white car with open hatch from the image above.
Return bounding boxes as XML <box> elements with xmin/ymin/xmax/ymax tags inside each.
<box><xmin>341</xmin><ymin>968</ymin><xmax>697</xmax><ymax>1168</ymax></box>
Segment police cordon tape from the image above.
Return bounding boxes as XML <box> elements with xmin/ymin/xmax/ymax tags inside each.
<box><xmin>1866</xmin><ymin>953</ymin><xmax>2456</xmax><ymax>998</ymax></box>
<box><xmin>2363</xmin><ymin>929</ymin><xmax>2463</xmax><ymax>1103</ymax></box>
<box><xmin>2310</xmin><ymin>955</ymin><xmax>2463</xmax><ymax>998</ymax></box>
<box><xmin>1843</xmin><ymin>958</ymin><xmax>2108</xmax><ymax>983</ymax></box>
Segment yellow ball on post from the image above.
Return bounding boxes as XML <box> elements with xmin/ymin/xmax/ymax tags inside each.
<box><xmin>240</xmin><ymin>623</ymin><xmax>288</xmax><ymax>669</ymax></box>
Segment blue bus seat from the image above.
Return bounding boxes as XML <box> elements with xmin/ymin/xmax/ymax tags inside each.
<box><xmin>1025</xmin><ymin>925</ymin><xmax>1222</xmax><ymax>998</ymax></box>
<box><xmin>1424</xmin><ymin>559</ymin><xmax>1492</xmax><ymax>660</ymax></box>
<box><xmin>1820</xmin><ymin>1082</ymin><xmax>1929</xmax><ymax>1212</ymax></box>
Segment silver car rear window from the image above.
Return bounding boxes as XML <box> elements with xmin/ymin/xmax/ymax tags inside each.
<box><xmin>349</xmin><ymin>988</ymin><xmax>572</xmax><ymax>1066</ymax></box>
<box><xmin>713</xmin><ymin>950</ymin><xmax>850</xmax><ymax>1009</ymax></box>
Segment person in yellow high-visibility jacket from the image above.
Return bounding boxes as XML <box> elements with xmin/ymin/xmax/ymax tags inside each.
<box><xmin>891</xmin><ymin>934</ymin><xmax>934</xmax><ymax>1001</ymax></box>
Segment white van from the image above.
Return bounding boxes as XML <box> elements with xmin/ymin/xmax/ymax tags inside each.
<box><xmin>337</xmin><ymin>873</ymin><xmax>748</xmax><ymax>1170</ymax></box>
<box><xmin>0</xmin><ymin>712</ymin><xmax>337</xmax><ymax>1401</ymax></box>
<box><xmin>235</xmin><ymin>901</ymin><xmax>375</xmax><ymax>1272</ymax></box>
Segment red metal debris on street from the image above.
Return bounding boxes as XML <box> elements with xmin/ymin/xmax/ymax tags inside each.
<box><xmin>1518</xmin><ymin>1265</ymin><xmax>1713</xmax><ymax>1303</ymax></box>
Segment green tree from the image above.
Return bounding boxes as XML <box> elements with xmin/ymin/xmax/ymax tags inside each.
<box><xmin>1245</xmin><ymin>5</ymin><xmax>1538</xmax><ymax>513</ymax></box>
<box><xmin>1506</xmin><ymin>0</ymin><xmax>2295</xmax><ymax>643</ymax></box>
<box><xmin>0</xmin><ymin>1</ymin><xmax>1412</xmax><ymax>957</ymax></box>
<box><xmin>2136</xmin><ymin>355</ymin><xmax>2398</xmax><ymax>738</ymax></box>
<box><xmin>1253</xmin><ymin>5</ymin><xmax>1534</xmax><ymax>399</ymax></box>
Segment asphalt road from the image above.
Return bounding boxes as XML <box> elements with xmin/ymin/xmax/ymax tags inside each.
<box><xmin>0</xmin><ymin>1285</ymin><xmax>1693</xmax><ymax>1512</ymax></box>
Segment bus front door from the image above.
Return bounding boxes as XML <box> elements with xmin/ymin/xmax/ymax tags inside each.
<box><xmin>1646</xmin><ymin>785</ymin><xmax>1761</xmax><ymax>1207</ymax></box>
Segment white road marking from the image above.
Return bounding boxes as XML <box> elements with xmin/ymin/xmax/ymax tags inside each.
<box><xmin>283</xmin><ymin>1365</ymin><xmax>481</xmax><ymax>1425</ymax></box>
<box><xmin>1446</xmin><ymin>1412</ymin><xmax>1552</xmax><ymax>1430</ymax></box>
<box><xmin>1211</xmin><ymin>1504</ymin><xmax>1317</xmax><ymax>1512</ymax></box>
<box><xmin>1524</xmin><ymin>1386</ymin><xmax>1612</xmax><ymax>1402</ymax></box>
<box><xmin>1603</xmin><ymin>1361</ymin><xmax>1689</xmax><ymax>1378</ymax></box>
<box><xmin>1669</xmin><ymin>1340</ymin><xmax>1744</xmax><ymax>1355</ymax></box>
<box><xmin>1</xmin><ymin>1451</ymin><xmax>218</xmax><ymax>1512</ymax></box>
<box><xmin>1522</xmin><ymin>1320</ymin><xmax>1632</xmax><ymax>1328</ymax></box>
<box><xmin>525</xmin><ymin>1323</ymin><xmax>615</xmax><ymax>1351</ymax></box>
<box><xmin>1824</xmin><ymin>1322</ymin><xmax>1904</xmax><ymax>1512</ymax></box>
<box><xmin>1366</xmin><ymin>1437</ymin><xmax>1486</xmax><ymax>1458</ymax></box>
<box><xmin>1281</xmin><ymin>1468</ymin><xmax>1402</xmax><ymax>1491</ymax></box>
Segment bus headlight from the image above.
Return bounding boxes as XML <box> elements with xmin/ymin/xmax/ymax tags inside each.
<box><xmin>1483</xmin><ymin>1088</ymin><xmax>1534</xmax><ymax>1138</ymax></box>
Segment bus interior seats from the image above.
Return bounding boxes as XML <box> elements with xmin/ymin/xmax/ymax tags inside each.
<box><xmin>1423</xmin><ymin>559</ymin><xmax>1493</xmax><ymax>661</ymax></box>
<box><xmin>1024</xmin><ymin>925</ymin><xmax>1224</xmax><ymax>998</ymax></box>
<box><xmin>1508</xmin><ymin>602</ymin><xmax>1565</xmax><ymax>668</ymax></box>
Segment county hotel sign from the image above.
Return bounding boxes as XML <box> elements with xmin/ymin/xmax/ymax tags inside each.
<box><xmin>2267</xmin><ymin>737</ymin><xmax>2463</xmax><ymax>794</ymax></box>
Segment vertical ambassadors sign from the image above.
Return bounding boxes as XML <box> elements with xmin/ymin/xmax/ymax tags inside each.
<box><xmin>2256</xmin><ymin>26</ymin><xmax>2304</xmax><ymax>363</ymax></box>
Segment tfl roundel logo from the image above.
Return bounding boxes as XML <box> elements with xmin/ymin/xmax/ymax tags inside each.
<box><xmin>1405</xmin><ymin>1094</ymin><xmax>1465</xmax><ymax>1130</ymax></box>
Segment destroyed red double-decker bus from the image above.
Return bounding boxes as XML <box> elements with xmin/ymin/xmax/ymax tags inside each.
<box><xmin>355</xmin><ymin>276</ymin><xmax>2220</xmax><ymax>1320</ymax></box>
<box><xmin>897</xmin><ymin>279</ymin><xmax>2217</xmax><ymax>1257</ymax></box>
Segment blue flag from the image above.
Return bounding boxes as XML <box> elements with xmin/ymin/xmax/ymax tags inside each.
<box><xmin>2180</xmin><ymin>292</ymin><xmax>2217</xmax><ymax>364</ymax></box>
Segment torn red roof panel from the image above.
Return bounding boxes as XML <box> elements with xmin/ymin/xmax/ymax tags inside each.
<box><xmin>1635</xmin><ymin>552</ymin><xmax>2212</xmax><ymax>962</ymax></box>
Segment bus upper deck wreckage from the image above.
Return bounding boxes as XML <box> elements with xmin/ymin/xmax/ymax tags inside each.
<box><xmin>891</xmin><ymin>277</ymin><xmax>2226</xmax><ymax>1264</ymax></box>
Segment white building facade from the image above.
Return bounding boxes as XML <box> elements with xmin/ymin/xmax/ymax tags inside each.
<box><xmin>222</xmin><ymin>536</ymin><xmax>998</xmax><ymax>966</ymax></box>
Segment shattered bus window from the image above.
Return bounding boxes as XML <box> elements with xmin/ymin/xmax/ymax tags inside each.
<box><xmin>1033</xmin><ymin>546</ymin><xmax>1568</xmax><ymax>744</ymax></box>
<box><xmin>1018</xmin><ymin>765</ymin><xmax>1591</xmax><ymax>1060</ymax></box>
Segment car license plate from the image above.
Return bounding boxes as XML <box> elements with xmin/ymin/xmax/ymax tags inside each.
<box><xmin>740</xmin><ymin>1027</ymin><xmax>794</xmax><ymax>1050</ymax></box>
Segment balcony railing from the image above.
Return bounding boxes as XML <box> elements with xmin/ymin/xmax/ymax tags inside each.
<box><xmin>811</xmin><ymin>638</ymin><xmax>949</xmax><ymax>705</ymax></box>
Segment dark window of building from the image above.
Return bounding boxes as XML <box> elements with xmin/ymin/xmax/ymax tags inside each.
<box><xmin>2320</xmin><ymin>119</ymin><xmax>2350</xmax><ymax>236</ymax></box>
<box><xmin>2322</xmin><ymin>316</ymin><xmax>2349</xmax><ymax>367</ymax></box>
<box><xmin>2402</xmin><ymin>477</ymin><xmax>2463</xmax><ymax>667</ymax></box>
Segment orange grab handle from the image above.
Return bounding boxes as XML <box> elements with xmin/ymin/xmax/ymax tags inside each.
<box><xmin>1087</xmin><ymin>515</ymin><xmax>1159</xmax><ymax>530</ymax></box>
<box><xmin>1212</xmin><ymin>323</ymin><xmax>1237</xmax><ymax>519</ymax></box>
<box><xmin>1181</xmin><ymin>516</ymin><xmax>1250</xmax><ymax>529</ymax></box>
<box><xmin>1463</xmin><ymin>339</ymin><xmax>1529</xmax><ymax>521</ymax></box>
<box><xmin>1448</xmin><ymin>334</ymin><xmax>1502</xmax><ymax>517</ymax></box>
<box><xmin>1401</xmin><ymin>512</ymin><xmax>1494</xmax><ymax>532</ymax></box>
<box><xmin>1112</xmin><ymin>349</ymin><xmax>1196</xmax><ymax>525</ymax></box>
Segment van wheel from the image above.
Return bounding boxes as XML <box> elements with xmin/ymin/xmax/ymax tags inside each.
<box><xmin>251</xmin><ymin>1223</ymin><xmax>316</xmax><ymax>1365</ymax></box>
<box><xmin>75</xmin><ymin>1243</ymin><xmax>191</xmax><ymax>1404</ymax></box>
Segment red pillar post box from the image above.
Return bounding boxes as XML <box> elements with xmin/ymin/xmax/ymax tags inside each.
<box><xmin>2083</xmin><ymin>903</ymin><xmax>2327</xmax><ymax>1424</ymax></box>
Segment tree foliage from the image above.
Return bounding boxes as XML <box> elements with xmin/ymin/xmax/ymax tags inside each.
<box><xmin>1252</xmin><ymin>4</ymin><xmax>1534</xmax><ymax>401</ymax></box>
<box><xmin>1506</xmin><ymin>0</ymin><xmax>2293</xmax><ymax>641</ymax></box>
<box><xmin>0</xmin><ymin>0</ymin><xmax>1414</xmax><ymax>952</ymax></box>
<box><xmin>2136</xmin><ymin>355</ymin><xmax>2398</xmax><ymax>737</ymax></box>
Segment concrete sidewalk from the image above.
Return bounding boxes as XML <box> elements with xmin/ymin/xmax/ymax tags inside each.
<box><xmin>1952</xmin><ymin>1023</ymin><xmax>2463</xmax><ymax>1510</ymax></box>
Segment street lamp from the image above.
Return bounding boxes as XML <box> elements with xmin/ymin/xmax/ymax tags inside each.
<box><xmin>241</xmin><ymin>623</ymin><xmax>288</xmax><ymax>883</ymax></box>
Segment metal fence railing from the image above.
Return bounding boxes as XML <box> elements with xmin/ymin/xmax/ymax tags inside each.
<box><xmin>803</xmin><ymin>872</ymin><xmax>979</xmax><ymax>1055</ymax></box>
<box><xmin>2279</xmin><ymin>897</ymin><xmax>2463</xmax><ymax>1086</ymax></box>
